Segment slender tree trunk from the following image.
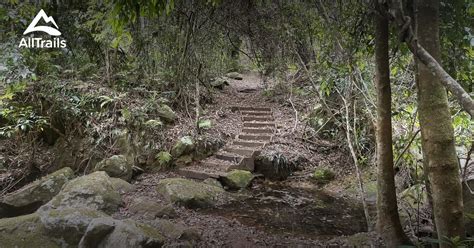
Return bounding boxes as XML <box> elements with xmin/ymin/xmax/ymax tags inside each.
<box><xmin>416</xmin><ymin>0</ymin><xmax>465</xmax><ymax>243</ymax></box>
<box><xmin>374</xmin><ymin>6</ymin><xmax>411</xmax><ymax>246</ymax></box>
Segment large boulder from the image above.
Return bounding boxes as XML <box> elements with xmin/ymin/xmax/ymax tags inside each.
<box><xmin>255</xmin><ymin>151</ymin><xmax>292</xmax><ymax>180</ymax></box>
<box><xmin>39</xmin><ymin>171</ymin><xmax>122</xmax><ymax>214</ymax></box>
<box><xmin>38</xmin><ymin>207</ymin><xmax>108</xmax><ymax>245</ymax></box>
<box><xmin>221</xmin><ymin>170</ymin><xmax>254</xmax><ymax>190</ymax></box>
<box><xmin>94</xmin><ymin>155</ymin><xmax>133</xmax><ymax>181</ymax></box>
<box><xmin>78</xmin><ymin>217</ymin><xmax>165</xmax><ymax>248</ymax></box>
<box><xmin>0</xmin><ymin>213</ymin><xmax>60</xmax><ymax>247</ymax></box>
<box><xmin>171</xmin><ymin>136</ymin><xmax>195</xmax><ymax>158</ymax></box>
<box><xmin>156</xmin><ymin>178</ymin><xmax>228</xmax><ymax>208</ymax></box>
<box><xmin>157</xmin><ymin>104</ymin><xmax>177</xmax><ymax>123</ymax></box>
<box><xmin>1</xmin><ymin>167</ymin><xmax>74</xmax><ymax>217</ymax></box>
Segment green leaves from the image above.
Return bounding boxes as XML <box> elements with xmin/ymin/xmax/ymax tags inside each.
<box><xmin>198</xmin><ymin>119</ymin><xmax>212</xmax><ymax>129</ymax></box>
<box><xmin>156</xmin><ymin>151</ymin><xmax>172</xmax><ymax>166</ymax></box>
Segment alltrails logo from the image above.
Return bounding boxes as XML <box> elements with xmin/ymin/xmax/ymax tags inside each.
<box><xmin>19</xmin><ymin>9</ymin><xmax>67</xmax><ymax>48</ymax></box>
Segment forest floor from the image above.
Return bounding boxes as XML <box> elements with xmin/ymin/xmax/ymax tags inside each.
<box><xmin>115</xmin><ymin>72</ymin><xmax>380</xmax><ymax>247</ymax></box>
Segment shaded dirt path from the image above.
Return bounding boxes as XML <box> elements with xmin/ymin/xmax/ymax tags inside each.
<box><xmin>118</xmin><ymin>72</ymin><xmax>371</xmax><ymax>247</ymax></box>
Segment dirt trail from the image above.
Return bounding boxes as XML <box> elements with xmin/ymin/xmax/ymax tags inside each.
<box><xmin>119</xmin><ymin>73</ymin><xmax>369</xmax><ymax>247</ymax></box>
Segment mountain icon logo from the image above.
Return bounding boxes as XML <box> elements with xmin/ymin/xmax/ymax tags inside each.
<box><xmin>23</xmin><ymin>9</ymin><xmax>61</xmax><ymax>36</ymax></box>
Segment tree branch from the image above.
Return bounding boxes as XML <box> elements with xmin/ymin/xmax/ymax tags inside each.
<box><xmin>387</xmin><ymin>0</ymin><xmax>474</xmax><ymax>117</ymax></box>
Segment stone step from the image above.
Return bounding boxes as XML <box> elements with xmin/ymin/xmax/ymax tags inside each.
<box><xmin>215</xmin><ymin>152</ymin><xmax>244</xmax><ymax>164</ymax></box>
<box><xmin>231</xmin><ymin>106</ymin><xmax>271</xmax><ymax>112</ymax></box>
<box><xmin>243</xmin><ymin>122</ymin><xmax>275</xmax><ymax>128</ymax></box>
<box><xmin>224</xmin><ymin>146</ymin><xmax>257</xmax><ymax>157</ymax></box>
<box><xmin>238</xmin><ymin>134</ymin><xmax>272</xmax><ymax>142</ymax></box>
<box><xmin>242</xmin><ymin>116</ymin><xmax>273</xmax><ymax>122</ymax></box>
<box><xmin>241</xmin><ymin>127</ymin><xmax>274</xmax><ymax>134</ymax></box>
<box><xmin>177</xmin><ymin>166</ymin><xmax>223</xmax><ymax>180</ymax></box>
<box><xmin>233</xmin><ymin>140</ymin><xmax>266</xmax><ymax>148</ymax></box>
<box><xmin>240</xmin><ymin>111</ymin><xmax>273</xmax><ymax>116</ymax></box>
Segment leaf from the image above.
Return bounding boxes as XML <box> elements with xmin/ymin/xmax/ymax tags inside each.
<box><xmin>198</xmin><ymin>119</ymin><xmax>212</xmax><ymax>129</ymax></box>
<box><xmin>156</xmin><ymin>151</ymin><xmax>172</xmax><ymax>166</ymax></box>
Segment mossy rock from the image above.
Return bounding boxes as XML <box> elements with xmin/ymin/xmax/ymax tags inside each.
<box><xmin>311</xmin><ymin>168</ymin><xmax>335</xmax><ymax>185</ymax></box>
<box><xmin>94</xmin><ymin>154</ymin><xmax>133</xmax><ymax>181</ymax></box>
<box><xmin>40</xmin><ymin>171</ymin><xmax>122</xmax><ymax>214</ymax></box>
<box><xmin>171</xmin><ymin>136</ymin><xmax>195</xmax><ymax>158</ymax></box>
<box><xmin>157</xmin><ymin>104</ymin><xmax>177</xmax><ymax>123</ymax></box>
<box><xmin>156</xmin><ymin>178</ymin><xmax>228</xmax><ymax>208</ymax></box>
<box><xmin>221</xmin><ymin>170</ymin><xmax>254</xmax><ymax>190</ymax></box>
<box><xmin>38</xmin><ymin>207</ymin><xmax>108</xmax><ymax>245</ymax></box>
<box><xmin>1</xmin><ymin>167</ymin><xmax>74</xmax><ymax>217</ymax></box>
<box><xmin>174</xmin><ymin>155</ymin><xmax>193</xmax><ymax>167</ymax></box>
<box><xmin>128</xmin><ymin>196</ymin><xmax>176</xmax><ymax>219</ymax></box>
<box><xmin>79</xmin><ymin>217</ymin><xmax>165</xmax><ymax>247</ymax></box>
<box><xmin>0</xmin><ymin>213</ymin><xmax>61</xmax><ymax>248</ymax></box>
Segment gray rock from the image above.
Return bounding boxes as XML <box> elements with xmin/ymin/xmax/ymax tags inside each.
<box><xmin>157</xmin><ymin>104</ymin><xmax>177</xmax><ymax>123</ymax></box>
<box><xmin>94</xmin><ymin>155</ymin><xmax>133</xmax><ymax>181</ymax></box>
<box><xmin>156</xmin><ymin>178</ymin><xmax>228</xmax><ymax>208</ymax></box>
<box><xmin>171</xmin><ymin>136</ymin><xmax>195</xmax><ymax>158</ymax></box>
<box><xmin>110</xmin><ymin>177</ymin><xmax>136</xmax><ymax>194</ymax></box>
<box><xmin>220</xmin><ymin>170</ymin><xmax>254</xmax><ymax>190</ymax></box>
<box><xmin>38</xmin><ymin>207</ymin><xmax>107</xmax><ymax>245</ymax></box>
<box><xmin>153</xmin><ymin>219</ymin><xmax>200</xmax><ymax>242</ymax></box>
<box><xmin>128</xmin><ymin>196</ymin><xmax>177</xmax><ymax>219</ymax></box>
<box><xmin>78</xmin><ymin>217</ymin><xmax>165</xmax><ymax>248</ymax></box>
<box><xmin>0</xmin><ymin>213</ymin><xmax>61</xmax><ymax>247</ymax></box>
<box><xmin>1</xmin><ymin>167</ymin><xmax>74</xmax><ymax>217</ymax></box>
<box><xmin>193</xmin><ymin>136</ymin><xmax>224</xmax><ymax>160</ymax></box>
<box><xmin>40</xmin><ymin>171</ymin><xmax>122</xmax><ymax>214</ymax></box>
<box><xmin>203</xmin><ymin>178</ymin><xmax>223</xmax><ymax>188</ymax></box>
<box><xmin>255</xmin><ymin>151</ymin><xmax>291</xmax><ymax>180</ymax></box>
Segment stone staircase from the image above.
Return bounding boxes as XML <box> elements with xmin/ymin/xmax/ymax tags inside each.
<box><xmin>178</xmin><ymin>106</ymin><xmax>275</xmax><ymax>180</ymax></box>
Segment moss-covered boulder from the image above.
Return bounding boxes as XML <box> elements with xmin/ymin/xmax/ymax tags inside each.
<box><xmin>94</xmin><ymin>154</ymin><xmax>133</xmax><ymax>181</ymax></box>
<box><xmin>39</xmin><ymin>171</ymin><xmax>122</xmax><ymax>214</ymax></box>
<box><xmin>221</xmin><ymin>170</ymin><xmax>254</xmax><ymax>190</ymax></box>
<box><xmin>38</xmin><ymin>207</ymin><xmax>108</xmax><ymax>245</ymax></box>
<box><xmin>157</xmin><ymin>104</ymin><xmax>177</xmax><ymax>123</ymax></box>
<box><xmin>78</xmin><ymin>217</ymin><xmax>165</xmax><ymax>248</ymax></box>
<box><xmin>1</xmin><ymin>167</ymin><xmax>74</xmax><ymax>217</ymax></box>
<box><xmin>0</xmin><ymin>213</ymin><xmax>60</xmax><ymax>247</ymax></box>
<box><xmin>171</xmin><ymin>136</ymin><xmax>195</xmax><ymax>158</ymax></box>
<box><xmin>156</xmin><ymin>178</ymin><xmax>228</xmax><ymax>208</ymax></box>
<box><xmin>311</xmin><ymin>168</ymin><xmax>335</xmax><ymax>185</ymax></box>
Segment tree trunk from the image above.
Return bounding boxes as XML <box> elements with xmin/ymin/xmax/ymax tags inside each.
<box><xmin>416</xmin><ymin>0</ymin><xmax>465</xmax><ymax>243</ymax></box>
<box><xmin>374</xmin><ymin>6</ymin><xmax>411</xmax><ymax>246</ymax></box>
